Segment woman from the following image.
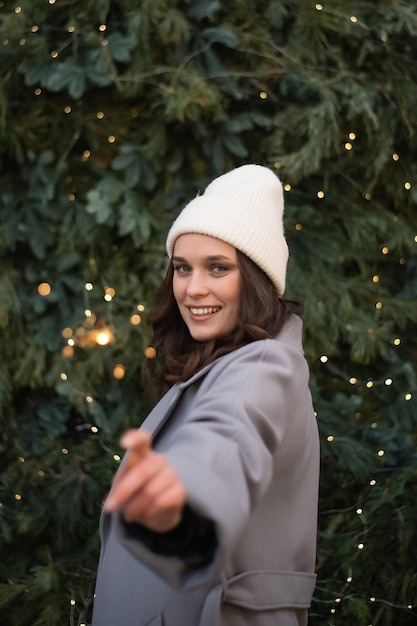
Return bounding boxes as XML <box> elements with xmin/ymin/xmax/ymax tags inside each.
<box><xmin>92</xmin><ymin>164</ymin><xmax>320</xmax><ymax>626</ymax></box>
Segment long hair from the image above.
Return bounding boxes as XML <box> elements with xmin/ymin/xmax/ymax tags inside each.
<box><xmin>144</xmin><ymin>250</ymin><xmax>296</xmax><ymax>397</ymax></box>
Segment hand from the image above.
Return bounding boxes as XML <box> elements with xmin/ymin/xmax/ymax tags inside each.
<box><xmin>103</xmin><ymin>429</ymin><xmax>186</xmax><ymax>533</ymax></box>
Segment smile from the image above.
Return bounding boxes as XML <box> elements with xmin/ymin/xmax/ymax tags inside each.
<box><xmin>189</xmin><ymin>307</ymin><xmax>221</xmax><ymax>315</ymax></box>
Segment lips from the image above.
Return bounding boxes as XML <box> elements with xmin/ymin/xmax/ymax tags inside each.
<box><xmin>188</xmin><ymin>306</ymin><xmax>221</xmax><ymax>315</ymax></box>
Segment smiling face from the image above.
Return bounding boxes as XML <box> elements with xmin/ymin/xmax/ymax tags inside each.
<box><xmin>172</xmin><ymin>233</ymin><xmax>241</xmax><ymax>342</ymax></box>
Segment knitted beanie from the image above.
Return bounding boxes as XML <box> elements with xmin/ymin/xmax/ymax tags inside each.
<box><xmin>166</xmin><ymin>164</ymin><xmax>289</xmax><ymax>296</ymax></box>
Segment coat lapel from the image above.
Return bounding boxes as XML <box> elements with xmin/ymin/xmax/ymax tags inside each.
<box><xmin>140</xmin><ymin>360</ymin><xmax>218</xmax><ymax>439</ymax></box>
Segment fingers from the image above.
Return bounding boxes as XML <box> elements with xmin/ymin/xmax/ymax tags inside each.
<box><xmin>103</xmin><ymin>429</ymin><xmax>186</xmax><ymax>532</ymax></box>
<box><xmin>109</xmin><ymin>429</ymin><xmax>151</xmax><ymax>489</ymax></box>
<box><xmin>103</xmin><ymin>430</ymin><xmax>155</xmax><ymax>512</ymax></box>
<box><xmin>123</xmin><ymin>466</ymin><xmax>186</xmax><ymax>529</ymax></box>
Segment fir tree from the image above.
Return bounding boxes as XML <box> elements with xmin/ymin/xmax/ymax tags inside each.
<box><xmin>0</xmin><ymin>1</ymin><xmax>416</xmax><ymax>624</ymax></box>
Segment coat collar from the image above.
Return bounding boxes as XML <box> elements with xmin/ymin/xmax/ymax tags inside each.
<box><xmin>140</xmin><ymin>314</ymin><xmax>303</xmax><ymax>440</ymax></box>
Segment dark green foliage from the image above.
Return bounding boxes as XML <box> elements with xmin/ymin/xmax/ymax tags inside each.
<box><xmin>1</xmin><ymin>0</ymin><xmax>417</xmax><ymax>624</ymax></box>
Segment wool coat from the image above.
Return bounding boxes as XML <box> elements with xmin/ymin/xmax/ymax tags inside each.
<box><xmin>92</xmin><ymin>314</ymin><xmax>320</xmax><ymax>626</ymax></box>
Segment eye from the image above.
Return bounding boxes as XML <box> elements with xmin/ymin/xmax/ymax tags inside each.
<box><xmin>173</xmin><ymin>264</ymin><xmax>191</xmax><ymax>274</ymax></box>
<box><xmin>211</xmin><ymin>265</ymin><xmax>228</xmax><ymax>274</ymax></box>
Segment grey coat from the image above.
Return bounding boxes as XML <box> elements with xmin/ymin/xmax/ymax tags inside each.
<box><xmin>92</xmin><ymin>315</ymin><xmax>320</xmax><ymax>626</ymax></box>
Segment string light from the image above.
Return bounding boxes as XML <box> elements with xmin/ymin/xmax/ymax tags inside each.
<box><xmin>38</xmin><ymin>282</ymin><xmax>51</xmax><ymax>296</ymax></box>
<box><xmin>104</xmin><ymin>287</ymin><xmax>116</xmax><ymax>301</ymax></box>
<box><xmin>113</xmin><ymin>364</ymin><xmax>125</xmax><ymax>380</ymax></box>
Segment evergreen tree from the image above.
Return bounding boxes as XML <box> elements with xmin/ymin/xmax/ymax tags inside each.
<box><xmin>0</xmin><ymin>1</ymin><xmax>416</xmax><ymax>624</ymax></box>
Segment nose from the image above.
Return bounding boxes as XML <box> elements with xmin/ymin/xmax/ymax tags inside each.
<box><xmin>186</xmin><ymin>270</ymin><xmax>209</xmax><ymax>298</ymax></box>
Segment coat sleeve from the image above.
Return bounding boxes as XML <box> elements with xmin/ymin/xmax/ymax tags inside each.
<box><xmin>114</xmin><ymin>338</ymin><xmax>310</xmax><ymax>588</ymax></box>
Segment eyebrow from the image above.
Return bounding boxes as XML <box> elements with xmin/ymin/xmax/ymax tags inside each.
<box><xmin>172</xmin><ymin>255</ymin><xmax>235</xmax><ymax>262</ymax></box>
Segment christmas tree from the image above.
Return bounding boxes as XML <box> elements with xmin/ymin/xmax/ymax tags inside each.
<box><xmin>0</xmin><ymin>1</ymin><xmax>416</xmax><ymax>624</ymax></box>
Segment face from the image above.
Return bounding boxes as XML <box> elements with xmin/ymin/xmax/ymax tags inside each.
<box><xmin>172</xmin><ymin>234</ymin><xmax>241</xmax><ymax>342</ymax></box>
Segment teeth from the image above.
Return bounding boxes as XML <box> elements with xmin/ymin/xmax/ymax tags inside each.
<box><xmin>190</xmin><ymin>307</ymin><xmax>220</xmax><ymax>315</ymax></box>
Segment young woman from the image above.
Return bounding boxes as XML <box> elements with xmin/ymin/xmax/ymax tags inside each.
<box><xmin>92</xmin><ymin>164</ymin><xmax>320</xmax><ymax>626</ymax></box>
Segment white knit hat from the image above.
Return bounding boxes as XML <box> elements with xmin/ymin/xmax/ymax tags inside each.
<box><xmin>166</xmin><ymin>164</ymin><xmax>289</xmax><ymax>295</ymax></box>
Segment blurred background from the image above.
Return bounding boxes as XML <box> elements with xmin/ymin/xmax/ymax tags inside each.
<box><xmin>0</xmin><ymin>1</ymin><xmax>416</xmax><ymax>624</ymax></box>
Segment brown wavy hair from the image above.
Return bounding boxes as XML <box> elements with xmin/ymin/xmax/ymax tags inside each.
<box><xmin>144</xmin><ymin>250</ymin><xmax>297</xmax><ymax>397</ymax></box>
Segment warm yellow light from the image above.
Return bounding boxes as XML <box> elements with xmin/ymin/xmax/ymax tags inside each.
<box><xmin>130</xmin><ymin>314</ymin><xmax>141</xmax><ymax>325</ymax></box>
<box><xmin>144</xmin><ymin>346</ymin><xmax>157</xmax><ymax>359</ymax></box>
<box><xmin>62</xmin><ymin>345</ymin><xmax>74</xmax><ymax>358</ymax></box>
<box><xmin>95</xmin><ymin>331</ymin><xmax>111</xmax><ymax>346</ymax></box>
<box><xmin>38</xmin><ymin>282</ymin><xmax>51</xmax><ymax>296</ymax></box>
<box><xmin>113</xmin><ymin>364</ymin><xmax>125</xmax><ymax>380</ymax></box>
